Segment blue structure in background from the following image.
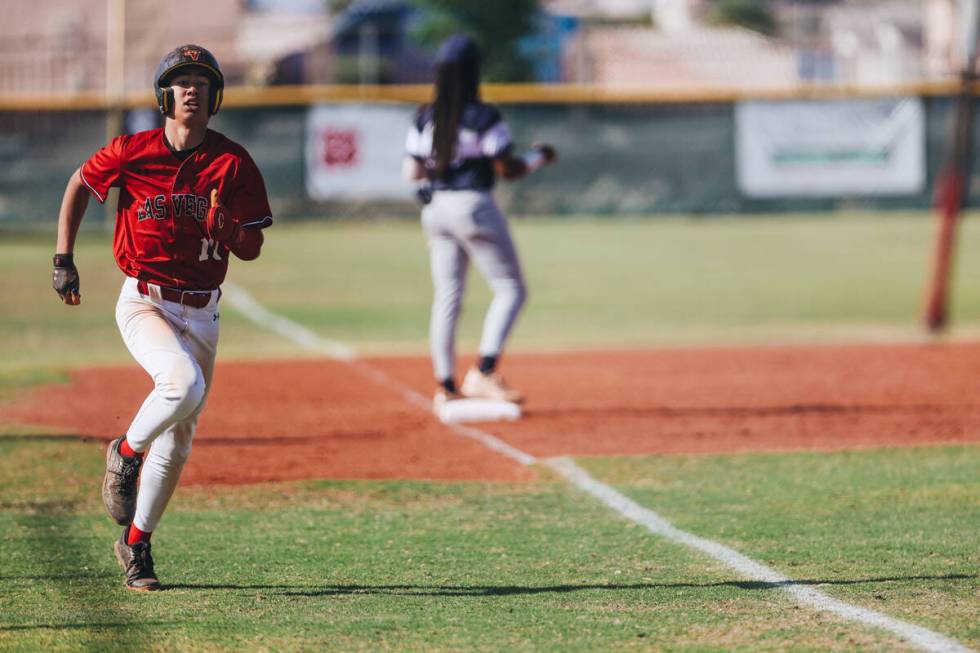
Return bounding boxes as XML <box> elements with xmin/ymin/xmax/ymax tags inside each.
<box><xmin>518</xmin><ymin>13</ymin><xmax>580</xmax><ymax>83</ymax></box>
<box><xmin>331</xmin><ymin>0</ymin><xmax>579</xmax><ymax>83</ymax></box>
<box><xmin>331</xmin><ymin>0</ymin><xmax>430</xmax><ymax>83</ymax></box>
<box><xmin>245</xmin><ymin>0</ymin><xmax>324</xmax><ymax>11</ymax></box>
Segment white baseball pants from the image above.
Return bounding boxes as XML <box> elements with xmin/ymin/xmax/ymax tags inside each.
<box><xmin>422</xmin><ymin>190</ymin><xmax>527</xmax><ymax>382</ymax></box>
<box><xmin>115</xmin><ymin>276</ymin><xmax>219</xmax><ymax>532</ymax></box>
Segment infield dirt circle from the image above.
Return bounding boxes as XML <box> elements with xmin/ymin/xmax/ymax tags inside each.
<box><xmin>4</xmin><ymin>343</ymin><xmax>980</xmax><ymax>486</ymax></box>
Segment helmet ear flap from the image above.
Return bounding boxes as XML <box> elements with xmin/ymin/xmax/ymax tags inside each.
<box><xmin>210</xmin><ymin>87</ymin><xmax>222</xmax><ymax>115</ymax></box>
<box><xmin>158</xmin><ymin>88</ymin><xmax>174</xmax><ymax>115</ymax></box>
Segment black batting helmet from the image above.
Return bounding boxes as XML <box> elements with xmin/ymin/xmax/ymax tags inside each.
<box><xmin>154</xmin><ymin>44</ymin><xmax>224</xmax><ymax>116</ymax></box>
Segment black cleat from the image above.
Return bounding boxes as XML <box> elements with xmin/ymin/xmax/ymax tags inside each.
<box><xmin>102</xmin><ymin>437</ymin><xmax>141</xmax><ymax>525</ymax></box>
<box><xmin>114</xmin><ymin>529</ymin><xmax>162</xmax><ymax>591</ymax></box>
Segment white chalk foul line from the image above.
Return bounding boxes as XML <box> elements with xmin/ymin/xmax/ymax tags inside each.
<box><xmin>221</xmin><ymin>281</ymin><xmax>973</xmax><ymax>653</ymax></box>
<box><xmin>546</xmin><ymin>458</ymin><xmax>974</xmax><ymax>653</ymax></box>
<box><xmin>221</xmin><ymin>282</ymin><xmax>536</xmax><ymax>466</ymax></box>
<box><xmin>221</xmin><ymin>283</ymin><xmax>357</xmax><ymax>361</ymax></box>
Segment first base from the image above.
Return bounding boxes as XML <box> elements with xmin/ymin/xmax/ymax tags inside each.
<box><xmin>437</xmin><ymin>398</ymin><xmax>522</xmax><ymax>424</ymax></box>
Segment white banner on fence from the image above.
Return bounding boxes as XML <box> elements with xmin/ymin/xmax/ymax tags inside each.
<box><xmin>735</xmin><ymin>98</ymin><xmax>925</xmax><ymax>198</ymax></box>
<box><xmin>305</xmin><ymin>103</ymin><xmax>416</xmax><ymax>201</ymax></box>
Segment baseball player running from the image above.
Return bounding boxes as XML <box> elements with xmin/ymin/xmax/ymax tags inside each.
<box><xmin>403</xmin><ymin>34</ymin><xmax>557</xmax><ymax>412</ymax></box>
<box><xmin>52</xmin><ymin>44</ymin><xmax>273</xmax><ymax>590</ymax></box>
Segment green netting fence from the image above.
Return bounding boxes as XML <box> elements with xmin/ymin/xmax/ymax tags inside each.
<box><xmin>0</xmin><ymin>96</ymin><xmax>963</xmax><ymax>225</ymax></box>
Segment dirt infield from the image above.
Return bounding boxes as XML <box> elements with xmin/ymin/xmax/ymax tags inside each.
<box><xmin>4</xmin><ymin>342</ymin><xmax>980</xmax><ymax>486</ymax></box>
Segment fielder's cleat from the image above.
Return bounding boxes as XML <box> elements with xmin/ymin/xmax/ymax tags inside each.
<box><xmin>460</xmin><ymin>367</ymin><xmax>524</xmax><ymax>404</ymax></box>
<box><xmin>102</xmin><ymin>437</ymin><xmax>141</xmax><ymax>525</ymax></box>
<box><xmin>432</xmin><ymin>387</ymin><xmax>462</xmax><ymax>415</ymax></box>
<box><xmin>114</xmin><ymin>530</ymin><xmax>162</xmax><ymax>591</ymax></box>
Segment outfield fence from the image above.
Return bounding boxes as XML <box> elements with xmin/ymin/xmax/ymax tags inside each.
<box><xmin>0</xmin><ymin>82</ymin><xmax>973</xmax><ymax>224</ymax></box>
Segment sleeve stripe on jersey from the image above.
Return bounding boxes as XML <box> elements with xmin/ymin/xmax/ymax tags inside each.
<box><xmin>241</xmin><ymin>216</ymin><xmax>273</xmax><ymax>230</ymax></box>
<box><xmin>79</xmin><ymin>169</ymin><xmax>105</xmax><ymax>204</ymax></box>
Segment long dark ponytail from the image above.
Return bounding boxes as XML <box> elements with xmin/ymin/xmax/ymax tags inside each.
<box><xmin>431</xmin><ymin>35</ymin><xmax>480</xmax><ymax>178</ymax></box>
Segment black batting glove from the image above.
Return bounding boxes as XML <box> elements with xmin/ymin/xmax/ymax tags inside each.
<box><xmin>416</xmin><ymin>183</ymin><xmax>433</xmax><ymax>205</ymax></box>
<box><xmin>52</xmin><ymin>253</ymin><xmax>81</xmax><ymax>305</ymax></box>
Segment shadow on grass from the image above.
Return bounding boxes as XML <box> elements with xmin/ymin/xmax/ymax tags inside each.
<box><xmin>0</xmin><ymin>573</ymin><xmax>105</xmax><ymax>582</ymax></box>
<box><xmin>0</xmin><ymin>433</ymin><xmax>108</xmax><ymax>443</ymax></box>
<box><xmin>723</xmin><ymin>573</ymin><xmax>977</xmax><ymax>590</ymax></box>
<box><xmin>0</xmin><ymin>499</ymin><xmax>88</xmax><ymax>512</ymax></box>
<box><xmin>165</xmin><ymin>573</ymin><xmax>975</xmax><ymax>596</ymax></box>
<box><xmin>0</xmin><ymin>620</ymin><xmax>172</xmax><ymax>633</ymax></box>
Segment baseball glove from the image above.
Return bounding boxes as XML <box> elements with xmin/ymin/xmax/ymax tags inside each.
<box><xmin>206</xmin><ymin>189</ymin><xmax>239</xmax><ymax>244</ymax></box>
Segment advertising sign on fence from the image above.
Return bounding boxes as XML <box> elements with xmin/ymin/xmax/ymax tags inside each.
<box><xmin>735</xmin><ymin>98</ymin><xmax>925</xmax><ymax>197</ymax></box>
<box><xmin>305</xmin><ymin>103</ymin><xmax>415</xmax><ymax>201</ymax></box>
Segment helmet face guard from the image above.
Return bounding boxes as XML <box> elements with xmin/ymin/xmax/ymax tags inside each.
<box><xmin>154</xmin><ymin>45</ymin><xmax>224</xmax><ymax>116</ymax></box>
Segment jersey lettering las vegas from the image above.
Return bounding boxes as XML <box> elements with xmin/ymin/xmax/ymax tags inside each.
<box><xmin>80</xmin><ymin>128</ymin><xmax>273</xmax><ymax>290</ymax></box>
<box><xmin>137</xmin><ymin>193</ymin><xmax>210</xmax><ymax>222</ymax></box>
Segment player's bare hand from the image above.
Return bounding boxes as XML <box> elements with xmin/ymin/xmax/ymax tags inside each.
<box><xmin>52</xmin><ymin>253</ymin><xmax>81</xmax><ymax>305</ymax></box>
<box><xmin>533</xmin><ymin>143</ymin><xmax>557</xmax><ymax>164</ymax></box>
<box><xmin>206</xmin><ymin>189</ymin><xmax>238</xmax><ymax>244</ymax></box>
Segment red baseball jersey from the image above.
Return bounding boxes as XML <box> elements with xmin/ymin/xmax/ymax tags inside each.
<box><xmin>80</xmin><ymin>128</ymin><xmax>273</xmax><ymax>289</ymax></box>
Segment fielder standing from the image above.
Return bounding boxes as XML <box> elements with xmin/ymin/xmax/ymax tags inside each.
<box><xmin>52</xmin><ymin>45</ymin><xmax>273</xmax><ymax>590</ymax></box>
<box><xmin>403</xmin><ymin>34</ymin><xmax>557</xmax><ymax>411</ymax></box>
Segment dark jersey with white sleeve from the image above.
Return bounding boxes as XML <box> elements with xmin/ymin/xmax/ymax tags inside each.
<box><xmin>405</xmin><ymin>102</ymin><xmax>512</xmax><ymax>191</ymax></box>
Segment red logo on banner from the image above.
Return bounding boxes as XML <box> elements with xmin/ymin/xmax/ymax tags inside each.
<box><xmin>321</xmin><ymin>129</ymin><xmax>358</xmax><ymax>167</ymax></box>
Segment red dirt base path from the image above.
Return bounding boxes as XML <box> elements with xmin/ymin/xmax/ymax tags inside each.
<box><xmin>4</xmin><ymin>342</ymin><xmax>980</xmax><ymax>486</ymax></box>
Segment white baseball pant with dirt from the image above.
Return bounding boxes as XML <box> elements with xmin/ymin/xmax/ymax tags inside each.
<box><xmin>422</xmin><ymin>189</ymin><xmax>527</xmax><ymax>382</ymax></box>
<box><xmin>115</xmin><ymin>276</ymin><xmax>219</xmax><ymax>533</ymax></box>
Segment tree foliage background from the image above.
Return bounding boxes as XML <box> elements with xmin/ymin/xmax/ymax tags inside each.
<box><xmin>707</xmin><ymin>0</ymin><xmax>778</xmax><ymax>36</ymax></box>
<box><xmin>411</xmin><ymin>0</ymin><xmax>541</xmax><ymax>82</ymax></box>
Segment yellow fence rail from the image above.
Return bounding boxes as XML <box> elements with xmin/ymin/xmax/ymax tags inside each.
<box><xmin>0</xmin><ymin>80</ymin><xmax>972</xmax><ymax>112</ymax></box>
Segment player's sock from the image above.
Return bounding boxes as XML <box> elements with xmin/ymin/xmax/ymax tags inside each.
<box><xmin>127</xmin><ymin>524</ymin><xmax>152</xmax><ymax>545</ymax></box>
<box><xmin>119</xmin><ymin>437</ymin><xmax>143</xmax><ymax>459</ymax></box>
<box><xmin>477</xmin><ymin>355</ymin><xmax>497</xmax><ymax>374</ymax></box>
<box><xmin>440</xmin><ymin>378</ymin><xmax>457</xmax><ymax>393</ymax></box>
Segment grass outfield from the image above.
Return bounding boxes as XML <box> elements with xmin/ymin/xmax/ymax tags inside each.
<box><xmin>1</xmin><ymin>438</ymin><xmax>976</xmax><ymax>652</ymax></box>
<box><xmin>1</xmin><ymin>213</ymin><xmax>978</xmax><ymax>651</ymax></box>
<box><xmin>8</xmin><ymin>212</ymin><xmax>980</xmax><ymax>378</ymax></box>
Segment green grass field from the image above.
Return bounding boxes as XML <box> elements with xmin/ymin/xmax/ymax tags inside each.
<box><xmin>9</xmin><ymin>211</ymin><xmax>980</xmax><ymax>375</ymax></box>
<box><xmin>1</xmin><ymin>213</ymin><xmax>978</xmax><ymax>651</ymax></box>
<box><xmin>1</xmin><ymin>440</ymin><xmax>976</xmax><ymax>652</ymax></box>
